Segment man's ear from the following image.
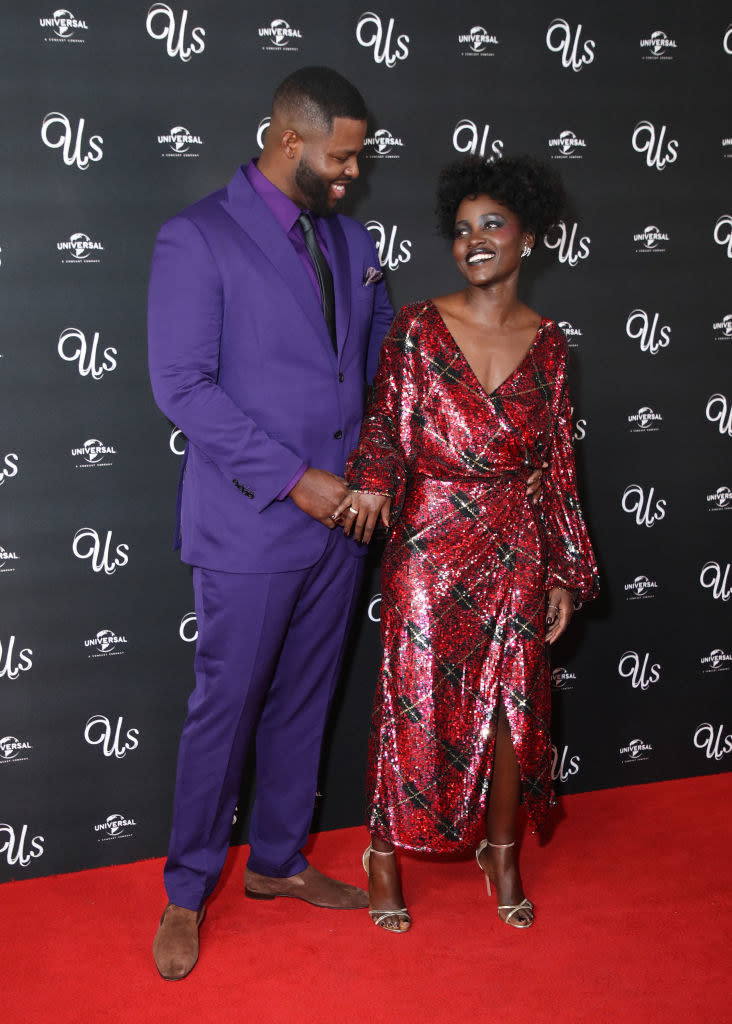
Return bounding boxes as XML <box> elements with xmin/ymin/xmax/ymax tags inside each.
<box><xmin>281</xmin><ymin>129</ymin><xmax>301</xmax><ymax>160</ymax></box>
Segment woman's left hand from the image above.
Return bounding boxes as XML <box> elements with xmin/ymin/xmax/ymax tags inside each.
<box><xmin>331</xmin><ymin>490</ymin><xmax>392</xmax><ymax>544</ymax></box>
<box><xmin>545</xmin><ymin>587</ymin><xmax>574</xmax><ymax>644</ymax></box>
<box><xmin>526</xmin><ymin>461</ymin><xmax>549</xmax><ymax>505</ymax></box>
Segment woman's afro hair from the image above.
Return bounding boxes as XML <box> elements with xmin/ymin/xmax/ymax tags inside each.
<box><xmin>436</xmin><ymin>154</ymin><xmax>567</xmax><ymax>240</ymax></box>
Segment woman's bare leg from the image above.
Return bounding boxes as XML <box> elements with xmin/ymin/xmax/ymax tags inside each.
<box><xmin>478</xmin><ymin>699</ymin><xmax>533</xmax><ymax>925</ymax></box>
<box><xmin>367</xmin><ymin>834</ymin><xmax>410</xmax><ymax>932</ymax></box>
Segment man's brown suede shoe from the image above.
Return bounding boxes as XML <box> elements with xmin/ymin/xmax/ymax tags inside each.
<box><xmin>152</xmin><ymin>902</ymin><xmax>206</xmax><ymax>980</ymax></box>
<box><xmin>244</xmin><ymin>864</ymin><xmax>368</xmax><ymax>909</ymax></box>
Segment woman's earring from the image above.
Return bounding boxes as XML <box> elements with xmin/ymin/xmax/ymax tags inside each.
<box><xmin>521</xmin><ymin>242</ymin><xmax>532</xmax><ymax>258</ymax></box>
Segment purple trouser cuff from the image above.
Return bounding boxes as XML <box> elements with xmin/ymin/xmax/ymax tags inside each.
<box><xmin>246</xmin><ymin>850</ymin><xmax>308</xmax><ymax>878</ymax></box>
<box><xmin>277</xmin><ymin>462</ymin><xmax>308</xmax><ymax>501</ymax></box>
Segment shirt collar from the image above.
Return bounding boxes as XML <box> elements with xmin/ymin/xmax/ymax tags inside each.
<box><xmin>244</xmin><ymin>159</ymin><xmax>305</xmax><ymax>236</ymax></box>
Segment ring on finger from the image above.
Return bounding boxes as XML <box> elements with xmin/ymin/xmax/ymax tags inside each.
<box><xmin>348</xmin><ymin>506</ymin><xmax>359</xmax><ymax>515</ymax></box>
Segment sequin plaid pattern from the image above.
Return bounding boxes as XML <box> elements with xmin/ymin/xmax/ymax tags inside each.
<box><xmin>346</xmin><ymin>302</ymin><xmax>599</xmax><ymax>852</ymax></box>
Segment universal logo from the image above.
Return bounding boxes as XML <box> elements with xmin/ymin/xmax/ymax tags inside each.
<box><xmin>363</xmin><ymin>129</ymin><xmax>404</xmax><ymax>159</ymax></box>
<box><xmin>0</xmin><ymin>544</ymin><xmax>20</xmax><ymax>575</ymax></box>
<box><xmin>158</xmin><ymin>126</ymin><xmax>203</xmax><ymax>157</ymax></box>
<box><xmin>452</xmin><ymin>119</ymin><xmax>503</xmax><ymax>159</ymax></box>
<box><xmin>639</xmin><ymin>30</ymin><xmax>678</xmax><ymax>60</ymax></box>
<box><xmin>558</xmin><ymin>321</ymin><xmax>582</xmax><ymax>349</ymax></box>
<box><xmin>84</xmin><ymin>715</ymin><xmax>139</xmax><ymax>759</ymax></box>
<box><xmin>624</xmin><ymin>574</ymin><xmax>659</xmax><ymax>600</ymax></box>
<box><xmin>725</xmin><ymin>25</ymin><xmax>732</xmax><ymax>55</ymax></box>
<box><xmin>40</xmin><ymin>9</ymin><xmax>87</xmax><ymax>43</ymax></box>
<box><xmin>621</xmin><ymin>484</ymin><xmax>666</xmax><ymax>528</ymax></box>
<box><xmin>625</xmin><ymin>309</ymin><xmax>670</xmax><ymax>355</ymax></box>
<box><xmin>705</xmin><ymin>393</ymin><xmax>732</xmax><ymax>437</ymax></box>
<box><xmin>712</xmin><ymin>314</ymin><xmax>732</xmax><ymax>340</ymax></box>
<box><xmin>58</xmin><ymin>328</ymin><xmax>117</xmax><ymax>380</ymax></box>
<box><xmin>94</xmin><ymin>813</ymin><xmax>137</xmax><ymax>843</ymax></box>
<box><xmin>550</xmin><ymin>666</ymin><xmax>576</xmax><ymax>691</ymax></box>
<box><xmin>618</xmin><ymin>650</ymin><xmax>661</xmax><ymax>691</ymax></box>
<box><xmin>633</xmin><ymin>225</ymin><xmax>669</xmax><ymax>254</ymax></box>
<box><xmin>457</xmin><ymin>25</ymin><xmax>498</xmax><ymax>57</ymax></box>
<box><xmin>84</xmin><ymin>629</ymin><xmax>128</xmax><ymax>659</ymax></box>
<box><xmin>619</xmin><ymin>738</ymin><xmax>653</xmax><ymax>764</ymax></box>
<box><xmin>713</xmin><ymin>215</ymin><xmax>732</xmax><ymax>258</ymax></box>
<box><xmin>57</xmin><ymin>232</ymin><xmax>104</xmax><ymax>263</ymax></box>
<box><xmin>0</xmin><ymin>453</ymin><xmax>19</xmax><ymax>487</ymax></box>
<box><xmin>71</xmin><ymin>438</ymin><xmax>116</xmax><ymax>469</ymax></box>
<box><xmin>627</xmin><ymin>406</ymin><xmax>663</xmax><ymax>432</ymax></box>
<box><xmin>545</xmin><ymin>19</ymin><xmax>595</xmax><ymax>71</ymax></box>
<box><xmin>0</xmin><ymin>824</ymin><xmax>44</xmax><ymax>867</ymax></box>
<box><xmin>699</xmin><ymin>561</ymin><xmax>731</xmax><ymax>602</ymax></box>
<box><xmin>41</xmin><ymin>112</ymin><xmax>103</xmax><ymax>170</ymax></box>
<box><xmin>365</xmin><ymin>221</ymin><xmax>412</xmax><ymax>271</ymax></box>
<box><xmin>258</xmin><ymin>18</ymin><xmax>302</xmax><ymax>51</ymax></box>
<box><xmin>632</xmin><ymin>121</ymin><xmax>678</xmax><ymax>171</ymax></box>
<box><xmin>367</xmin><ymin>593</ymin><xmax>382</xmax><ymax>623</ymax></box>
<box><xmin>146</xmin><ymin>4</ymin><xmax>205</xmax><ymax>62</ymax></box>
<box><xmin>0</xmin><ymin>735</ymin><xmax>33</xmax><ymax>764</ymax></box>
<box><xmin>543</xmin><ymin>221</ymin><xmax>590</xmax><ymax>267</ymax></box>
<box><xmin>356</xmin><ymin>12</ymin><xmax>409</xmax><ymax>68</ymax></box>
<box><xmin>707</xmin><ymin>485</ymin><xmax>732</xmax><ymax>511</ymax></box>
<box><xmin>722</xmin><ymin>137</ymin><xmax>732</xmax><ymax>159</ymax></box>
<box><xmin>179</xmin><ymin>612</ymin><xmax>198</xmax><ymax>643</ymax></box>
<box><xmin>0</xmin><ymin>635</ymin><xmax>33</xmax><ymax>680</ymax></box>
<box><xmin>700</xmin><ymin>648</ymin><xmax>732</xmax><ymax>673</ymax></box>
<box><xmin>548</xmin><ymin>130</ymin><xmax>586</xmax><ymax>159</ymax></box>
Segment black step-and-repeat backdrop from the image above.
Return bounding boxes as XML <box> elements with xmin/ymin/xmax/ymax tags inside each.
<box><xmin>1</xmin><ymin>2</ymin><xmax>730</xmax><ymax>880</ymax></box>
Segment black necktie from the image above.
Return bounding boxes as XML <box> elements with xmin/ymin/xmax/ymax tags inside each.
<box><xmin>297</xmin><ymin>212</ymin><xmax>337</xmax><ymax>353</ymax></box>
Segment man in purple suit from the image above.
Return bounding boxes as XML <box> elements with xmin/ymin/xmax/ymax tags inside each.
<box><xmin>147</xmin><ymin>67</ymin><xmax>393</xmax><ymax>980</ymax></box>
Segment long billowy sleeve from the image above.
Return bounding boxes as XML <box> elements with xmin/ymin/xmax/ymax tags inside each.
<box><xmin>345</xmin><ymin>305</ymin><xmax>420</xmax><ymax>521</ymax></box>
<box><xmin>540</xmin><ymin>340</ymin><xmax>599</xmax><ymax>604</ymax></box>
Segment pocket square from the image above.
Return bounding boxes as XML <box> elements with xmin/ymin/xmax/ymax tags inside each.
<box><xmin>362</xmin><ymin>266</ymin><xmax>383</xmax><ymax>286</ymax></box>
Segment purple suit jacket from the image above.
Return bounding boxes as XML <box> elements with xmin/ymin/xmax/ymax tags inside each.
<box><xmin>148</xmin><ymin>164</ymin><xmax>393</xmax><ymax>572</ymax></box>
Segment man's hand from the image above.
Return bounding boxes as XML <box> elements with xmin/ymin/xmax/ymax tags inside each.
<box><xmin>527</xmin><ymin>462</ymin><xmax>548</xmax><ymax>504</ymax></box>
<box><xmin>545</xmin><ymin>587</ymin><xmax>574</xmax><ymax>644</ymax></box>
<box><xmin>331</xmin><ymin>490</ymin><xmax>392</xmax><ymax>544</ymax></box>
<box><xmin>289</xmin><ymin>468</ymin><xmax>349</xmax><ymax>528</ymax></box>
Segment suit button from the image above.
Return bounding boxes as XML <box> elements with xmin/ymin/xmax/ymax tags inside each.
<box><xmin>338</xmin><ymin>373</ymin><xmax>344</xmax><ymax>382</ymax></box>
<box><xmin>334</xmin><ymin>430</ymin><xmax>343</xmax><ymax>439</ymax></box>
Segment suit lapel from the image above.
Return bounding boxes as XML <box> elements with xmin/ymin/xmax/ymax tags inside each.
<box><xmin>319</xmin><ymin>215</ymin><xmax>352</xmax><ymax>359</ymax></box>
<box><xmin>220</xmin><ymin>167</ymin><xmax>335</xmax><ymax>360</ymax></box>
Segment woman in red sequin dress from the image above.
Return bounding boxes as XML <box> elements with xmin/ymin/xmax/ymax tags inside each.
<box><xmin>335</xmin><ymin>156</ymin><xmax>599</xmax><ymax>932</ymax></box>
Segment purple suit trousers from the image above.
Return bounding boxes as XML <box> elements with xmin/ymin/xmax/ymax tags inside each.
<box><xmin>165</xmin><ymin>530</ymin><xmax>364</xmax><ymax>909</ymax></box>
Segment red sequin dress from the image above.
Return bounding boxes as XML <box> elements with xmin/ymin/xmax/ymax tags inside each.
<box><xmin>346</xmin><ymin>301</ymin><xmax>599</xmax><ymax>852</ymax></box>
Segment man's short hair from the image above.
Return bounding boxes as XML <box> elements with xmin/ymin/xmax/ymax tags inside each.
<box><xmin>272</xmin><ymin>66</ymin><xmax>367</xmax><ymax>133</ymax></box>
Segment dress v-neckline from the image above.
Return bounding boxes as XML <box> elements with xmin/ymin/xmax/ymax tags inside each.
<box><xmin>428</xmin><ymin>299</ymin><xmax>548</xmax><ymax>399</ymax></box>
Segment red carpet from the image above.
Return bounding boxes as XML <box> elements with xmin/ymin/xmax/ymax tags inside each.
<box><xmin>1</xmin><ymin>775</ymin><xmax>729</xmax><ymax>1023</ymax></box>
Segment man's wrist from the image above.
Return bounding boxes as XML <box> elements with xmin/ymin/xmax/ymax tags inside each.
<box><xmin>277</xmin><ymin>463</ymin><xmax>308</xmax><ymax>501</ymax></box>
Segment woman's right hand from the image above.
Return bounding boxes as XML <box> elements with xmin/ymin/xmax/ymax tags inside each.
<box><xmin>331</xmin><ymin>490</ymin><xmax>392</xmax><ymax>544</ymax></box>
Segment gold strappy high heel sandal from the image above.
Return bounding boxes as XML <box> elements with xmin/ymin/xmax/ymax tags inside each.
<box><xmin>363</xmin><ymin>846</ymin><xmax>411</xmax><ymax>933</ymax></box>
<box><xmin>476</xmin><ymin>838</ymin><xmax>534</xmax><ymax>929</ymax></box>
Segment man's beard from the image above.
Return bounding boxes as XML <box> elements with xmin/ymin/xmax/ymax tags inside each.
<box><xmin>295</xmin><ymin>157</ymin><xmax>335</xmax><ymax>218</ymax></box>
